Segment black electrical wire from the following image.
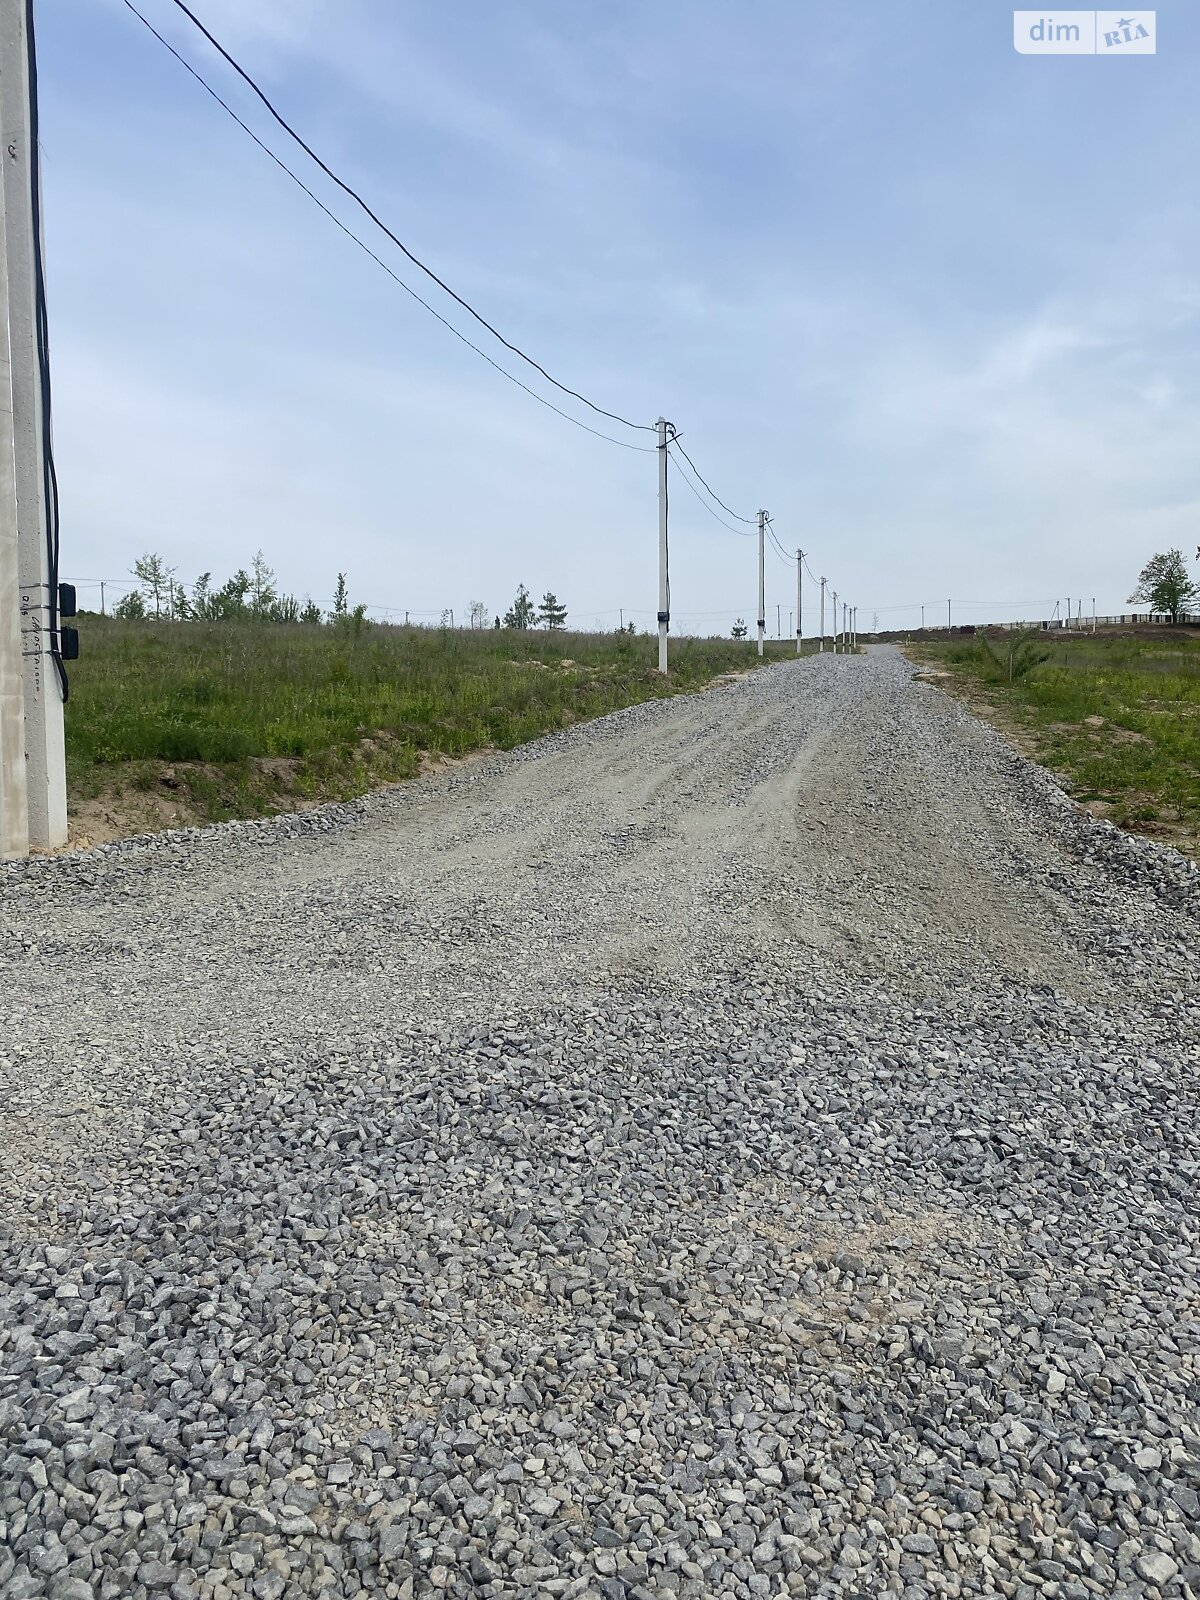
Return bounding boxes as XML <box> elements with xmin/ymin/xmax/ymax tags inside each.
<box><xmin>665</xmin><ymin>427</ymin><xmax>756</xmax><ymax>525</ymax></box>
<box><xmin>25</xmin><ymin>0</ymin><xmax>66</xmax><ymax>700</ymax></box>
<box><xmin>121</xmin><ymin>2</ymin><xmax>654</xmax><ymax>456</ymax></box>
<box><xmin>765</xmin><ymin>521</ymin><xmax>793</xmax><ymax>566</ymax></box>
<box><xmin>668</xmin><ymin>445</ymin><xmax>754</xmax><ymax>537</ymax></box>
<box><xmin>161</xmin><ymin>0</ymin><xmax>654</xmax><ymax>438</ymax></box>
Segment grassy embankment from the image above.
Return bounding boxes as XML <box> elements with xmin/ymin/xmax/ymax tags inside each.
<box><xmin>908</xmin><ymin>629</ymin><xmax>1200</xmax><ymax>857</ymax></box>
<box><xmin>64</xmin><ymin>618</ymin><xmax>797</xmax><ymax>842</ymax></box>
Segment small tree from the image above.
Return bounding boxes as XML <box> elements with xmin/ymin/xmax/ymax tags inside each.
<box><xmin>469</xmin><ymin>600</ymin><xmax>489</xmax><ymax>630</ymax></box>
<box><xmin>977</xmin><ymin>629</ymin><xmax>1050</xmax><ymax>684</ymax></box>
<box><xmin>249</xmin><ymin>550</ymin><xmax>278</xmax><ymax>619</ymax></box>
<box><xmin>331</xmin><ymin>573</ymin><xmax>348</xmax><ymax>622</ymax></box>
<box><xmin>132</xmin><ymin>552</ymin><xmax>175</xmax><ymax>619</ymax></box>
<box><xmin>731</xmin><ymin>618</ymin><xmax>748</xmax><ymax>640</ymax></box>
<box><xmin>299</xmin><ymin>596</ymin><xmax>323</xmax><ymax>625</ymax></box>
<box><xmin>539</xmin><ymin>591</ymin><xmax>568</xmax><ymax>630</ymax></box>
<box><xmin>190</xmin><ymin>572</ymin><xmax>215</xmax><ymax>620</ymax></box>
<box><xmin>503</xmin><ymin>584</ymin><xmax>536</xmax><ymax>629</ymax></box>
<box><xmin>1129</xmin><ymin>548</ymin><xmax>1199</xmax><ymax>623</ymax></box>
<box><xmin>113</xmin><ymin>589</ymin><xmax>146</xmax><ymax>620</ymax></box>
<box><xmin>213</xmin><ymin>570</ymin><xmax>251</xmax><ymax>619</ymax></box>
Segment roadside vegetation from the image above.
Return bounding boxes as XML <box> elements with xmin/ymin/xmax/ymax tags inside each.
<box><xmin>65</xmin><ymin>616</ymin><xmax>796</xmax><ymax>843</ymax></box>
<box><xmin>909</xmin><ymin>628</ymin><xmax>1200</xmax><ymax>856</ymax></box>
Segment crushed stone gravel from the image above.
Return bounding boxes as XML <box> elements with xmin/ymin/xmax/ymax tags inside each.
<box><xmin>2</xmin><ymin>645</ymin><xmax>1198</xmax><ymax>1600</ymax></box>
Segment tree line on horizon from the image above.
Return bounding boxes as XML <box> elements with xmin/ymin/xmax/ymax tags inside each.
<box><xmin>106</xmin><ymin>554</ymin><xmax>587</xmax><ymax>635</ymax></box>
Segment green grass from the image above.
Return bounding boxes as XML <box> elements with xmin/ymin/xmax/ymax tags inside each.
<box><xmin>912</xmin><ymin>630</ymin><xmax>1200</xmax><ymax>849</ymax></box>
<box><xmin>67</xmin><ymin>617</ymin><xmax>797</xmax><ymax>828</ymax></box>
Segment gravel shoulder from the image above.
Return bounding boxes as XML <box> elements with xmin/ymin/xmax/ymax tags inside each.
<box><xmin>2</xmin><ymin>646</ymin><xmax>1198</xmax><ymax>1600</ymax></box>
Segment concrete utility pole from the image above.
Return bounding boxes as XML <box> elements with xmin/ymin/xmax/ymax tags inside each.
<box><xmin>795</xmin><ymin>549</ymin><xmax>802</xmax><ymax>656</ymax></box>
<box><xmin>0</xmin><ymin>183</ymin><xmax>25</xmax><ymax>860</ymax></box>
<box><xmin>831</xmin><ymin>589</ymin><xmax>838</xmax><ymax>652</ymax></box>
<box><xmin>756</xmin><ymin>510</ymin><xmax>766</xmax><ymax>658</ymax></box>
<box><xmin>656</xmin><ymin>417</ymin><xmax>668</xmax><ymax>673</ymax></box>
<box><xmin>0</xmin><ymin>0</ymin><xmax>67</xmax><ymax>855</ymax></box>
<box><xmin>819</xmin><ymin>578</ymin><xmax>826</xmax><ymax>652</ymax></box>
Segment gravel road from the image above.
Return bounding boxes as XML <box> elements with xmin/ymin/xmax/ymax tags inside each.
<box><xmin>2</xmin><ymin>646</ymin><xmax>1198</xmax><ymax>1600</ymax></box>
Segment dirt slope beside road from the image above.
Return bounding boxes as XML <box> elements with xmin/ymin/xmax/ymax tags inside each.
<box><xmin>2</xmin><ymin>648</ymin><xmax>1198</xmax><ymax>1600</ymax></box>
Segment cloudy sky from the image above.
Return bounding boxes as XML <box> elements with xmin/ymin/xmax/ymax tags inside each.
<box><xmin>39</xmin><ymin>1</ymin><xmax>1200</xmax><ymax>633</ymax></box>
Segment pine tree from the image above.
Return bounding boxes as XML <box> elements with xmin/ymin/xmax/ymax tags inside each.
<box><xmin>503</xmin><ymin>585</ymin><xmax>536</xmax><ymax>629</ymax></box>
<box><xmin>538</xmin><ymin>591</ymin><xmax>568</xmax><ymax>630</ymax></box>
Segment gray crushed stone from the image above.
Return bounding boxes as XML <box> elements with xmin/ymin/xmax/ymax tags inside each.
<box><xmin>1</xmin><ymin>646</ymin><xmax>1198</xmax><ymax>1600</ymax></box>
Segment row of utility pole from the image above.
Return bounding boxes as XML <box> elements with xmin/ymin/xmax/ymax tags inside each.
<box><xmin>0</xmin><ymin>0</ymin><xmax>68</xmax><ymax>860</ymax></box>
<box><xmin>655</xmin><ymin>416</ymin><xmax>858</xmax><ymax>675</ymax></box>
<box><xmin>755</xmin><ymin>510</ymin><xmax>856</xmax><ymax>661</ymax></box>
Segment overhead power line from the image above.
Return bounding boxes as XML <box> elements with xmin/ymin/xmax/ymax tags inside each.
<box><xmin>158</xmin><ymin>0</ymin><xmax>654</xmax><ymax>438</ymax></box>
<box><xmin>666</xmin><ymin>428</ymin><xmax>756</xmax><ymax>525</ymax></box>
<box><xmin>765</xmin><ymin>522</ymin><xmax>792</xmax><ymax>566</ymax></box>
<box><xmin>668</xmin><ymin>445</ymin><xmax>754</xmax><ymax>537</ymax></box>
<box><xmin>121</xmin><ymin>1</ymin><xmax>654</xmax><ymax>455</ymax></box>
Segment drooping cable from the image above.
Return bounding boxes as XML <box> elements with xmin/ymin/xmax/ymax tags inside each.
<box><xmin>160</xmin><ymin>0</ymin><xmax>655</xmax><ymax>437</ymax></box>
<box><xmin>25</xmin><ymin>0</ymin><xmax>66</xmax><ymax>700</ymax></box>
<box><xmin>668</xmin><ymin>446</ymin><xmax>755</xmax><ymax>537</ymax></box>
<box><xmin>665</xmin><ymin>427</ymin><xmax>756</xmax><ymax>524</ymax></box>
<box><xmin>121</xmin><ymin>2</ymin><xmax>654</xmax><ymax>455</ymax></box>
<box><xmin>765</xmin><ymin>520</ymin><xmax>793</xmax><ymax>566</ymax></box>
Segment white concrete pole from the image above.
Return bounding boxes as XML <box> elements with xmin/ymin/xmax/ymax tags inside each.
<box><xmin>756</xmin><ymin>510</ymin><xmax>765</xmax><ymax>658</ymax></box>
<box><xmin>656</xmin><ymin>417</ymin><xmax>668</xmax><ymax>673</ymax></box>
<box><xmin>1092</xmin><ymin>597</ymin><xmax>1096</xmax><ymax>634</ymax></box>
<box><xmin>795</xmin><ymin>550</ymin><xmax>802</xmax><ymax>655</ymax></box>
<box><xmin>1</xmin><ymin>0</ymin><xmax>66</xmax><ymax>850</ymax></box>
<box><xmin>0</xmin><ymin>166</ymin><xmax>27</xmax><ymax>860</ymax></box>
<box><xmin>947</xmin><ymin>598</ymin><xmax>951</xmax><ymax>631</ymax></box>
<box><xmin>831</xmin><ymin>589</ymin><xmax>838</xmax><ymax>652</ymax></box>
<box><xmin>819</xmin><ymin>578</ymin><xmax>825</xmax><ymax>652</ymax></box>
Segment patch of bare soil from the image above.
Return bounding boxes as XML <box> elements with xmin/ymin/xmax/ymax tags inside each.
<box><xmin>60</xmin><ymin>777</ymin><xmax>215</xmax><ymax>852</ymax></box>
